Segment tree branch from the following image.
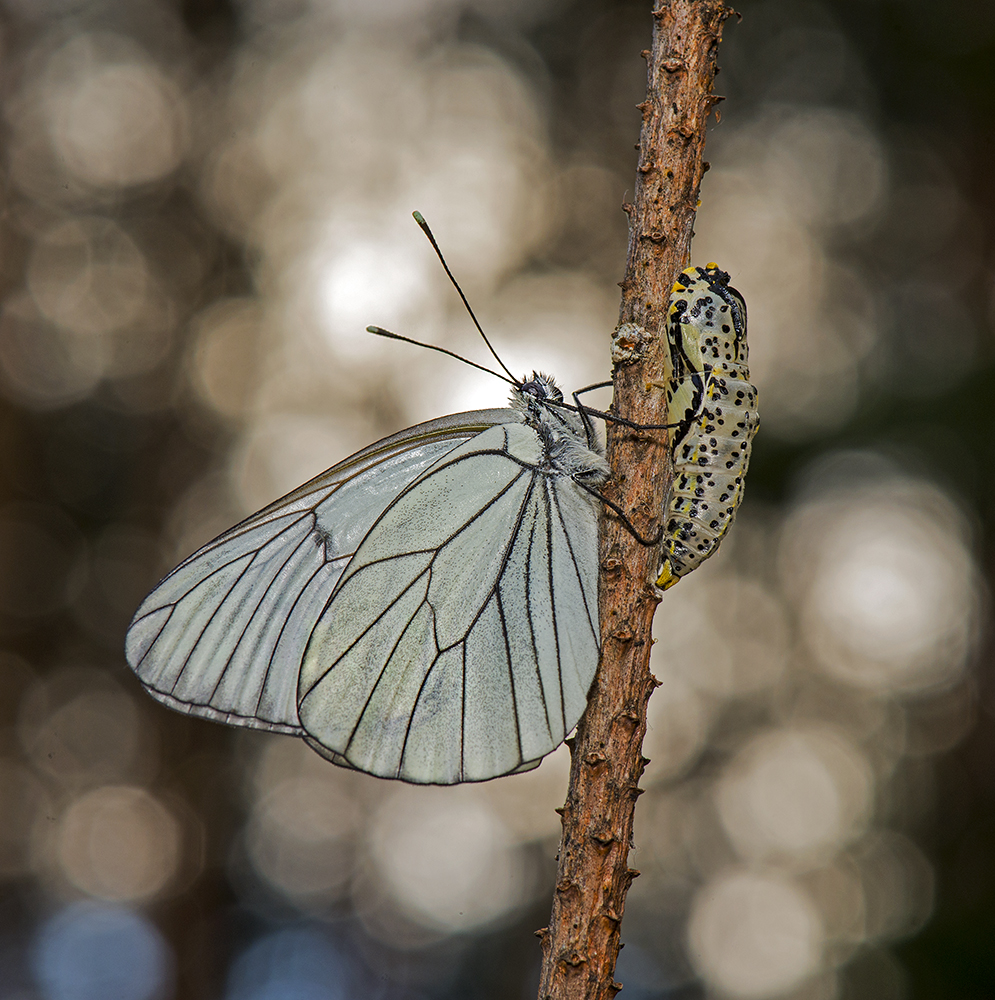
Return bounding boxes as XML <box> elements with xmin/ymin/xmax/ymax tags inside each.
<box><xmin>536</xmin><ymin>3</ymin><xmax>732</xmax><ymax>998</ymax></box>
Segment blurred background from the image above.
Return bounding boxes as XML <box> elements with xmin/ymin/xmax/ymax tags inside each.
<box><xmin>0</xmin><ymin>0</ymin><xmax>991</xmax><ymax>997</ymax></box>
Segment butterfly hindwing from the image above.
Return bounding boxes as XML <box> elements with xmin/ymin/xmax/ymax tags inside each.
<box><xmin>297</xmin><ymin>421</ymin><xmax>602</xmax><ymax>784</ymax></box>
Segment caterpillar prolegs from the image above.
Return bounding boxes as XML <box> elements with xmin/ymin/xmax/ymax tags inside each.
<box><xmin>656</xmin><ymin>264</ymin><xmax>759</xmax><ymax>590</ymax></box>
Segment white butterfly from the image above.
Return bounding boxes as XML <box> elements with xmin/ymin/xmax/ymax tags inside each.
<box><xmin>125</xmin><ymin>373</ymin><xmax>610</xmax><ymax>785</ymax></box>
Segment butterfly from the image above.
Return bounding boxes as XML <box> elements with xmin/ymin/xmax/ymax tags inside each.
<box><xmin>125</xmin><ymin>214</ymin><xmax>654</xmax><ymax>785</ymax></box>
<box><xmin>125</xmin><ymin>372</ymin><xmax>612</xmax><ymax>785</ymax></box>
<box><xmin>657</xmin><ymin>264</ymin><xmax>759</xmax><ymax>590</ymax></box>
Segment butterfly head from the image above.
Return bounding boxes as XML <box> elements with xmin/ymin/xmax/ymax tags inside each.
<box><xmin>517</xmin><ymin>372</ymin><xmax>564</xmax><ymax>404</ymax></box>
<box><xmin>512</xmin><ymin>372</ymin><xmax>609</xmax><ymax>484</ymax></box>
<box><xmin>513</xmin><ymin>372</ymin><xmax>563</xmax><ymax>422</ymax></box>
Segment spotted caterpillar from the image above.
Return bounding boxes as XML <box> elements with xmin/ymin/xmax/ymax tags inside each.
<box><xmin>656</xmin><ymin>264</ymin><xmax>759</xmax><ymax>590</ymax></box>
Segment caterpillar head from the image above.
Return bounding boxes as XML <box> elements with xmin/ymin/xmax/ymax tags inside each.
<box><xmin>667</xmin><ymin>263</ymin><xmax>748</xmax><ymax>377</ymax></box>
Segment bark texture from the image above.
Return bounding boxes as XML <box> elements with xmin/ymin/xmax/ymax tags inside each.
<box><xmin>536</xmin><ymin>3</ymin><xmax>731</xmax><ymax>998</ymax></box>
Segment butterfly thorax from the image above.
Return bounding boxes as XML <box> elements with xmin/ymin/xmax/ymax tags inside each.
<box><xmin>511</xmin><ymin>373</ymin><xmax>609</xmax><ymax>488</ymax></box>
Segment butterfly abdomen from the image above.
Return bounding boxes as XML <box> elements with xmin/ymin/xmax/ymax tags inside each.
<box><xmin>657</xmin><ymin>265</ymin><xmax>759</xmax><ymax>590</ymax></box>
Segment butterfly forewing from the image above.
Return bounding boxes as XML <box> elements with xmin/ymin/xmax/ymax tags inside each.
<box><xmin>125</xmin><ymin>409</ymin><xmax>511</xmax><ymax>735</ymax></box>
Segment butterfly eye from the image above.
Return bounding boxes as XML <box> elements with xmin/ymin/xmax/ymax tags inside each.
<box><xmin>519</xmin><ymin>377</ymin><xmax>562</xmax><ymax>403</ymax></box>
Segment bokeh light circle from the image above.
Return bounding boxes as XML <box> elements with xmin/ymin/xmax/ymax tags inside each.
<box><xmin>780</xmin><ymin>460</ymin><xmax>979</xmax><ymax>694</ymax></box>
<box><xmin>688</xmin><ymin>869</ymin><xmax>823</xmax><ymax>998</ymax></box>
<box><xmin>42</xmin><ymin>34</ymin><xmax>188</xmax><ymax>189</ymax></box>
<box><xmin>245</xmin><ymin>774</ymin><xmax>360</xmax><ymax>902</ymax></box>
<box><xmin>31</xmin><ymin>901</ymin><xmax>172</xmax><ymax>1000</ymax></box>
<box><xmin>715</xmin><ymin>727</ymin><xmax>873</xmax><ymax>866</ymax></box>
<box><xmin>56</xmin><ymin>785</ymin><xmax>181</xmax><ymax>902</ymax></box>
<box><xmin>368</xmin><ymin>788</ymin><xmax>529</xmax><ymax>933</ymax></box>
<box><xmin>225</xmin><ymin>925</ymin><xmax>352</xmax><ymax>1000</ymax></box>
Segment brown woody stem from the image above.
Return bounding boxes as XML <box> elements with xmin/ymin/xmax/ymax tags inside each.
<box><xmin>536</xmin><ymin>3</ymin><xmax>732</xmax><ymax>999</ymax></box>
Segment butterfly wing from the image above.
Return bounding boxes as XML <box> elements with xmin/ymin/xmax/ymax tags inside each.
<box><xmin>125</xmin><ymin>409</ymin><xmax>512</xmax><ymax>735</ymax></box>
<box><xmin>297</xmin><ymin>420</ymin><xmax>602</xmax><ymax>784</ymax></box>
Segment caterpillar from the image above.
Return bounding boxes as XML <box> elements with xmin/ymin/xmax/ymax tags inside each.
<box><xmin>656</xmin><ymin>264</ymin><xmax>759</xmax><ymax>590</ymax></box>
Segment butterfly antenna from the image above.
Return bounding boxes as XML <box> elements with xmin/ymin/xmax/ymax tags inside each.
<box><xmin>367</xmin><ymin>326</ymin><xmax>517</xmax><ymax>386</ymax></box>
<box><xmin>412</xmin><ymin>211</ymin><xmax>518</xmax><ymax>385</ymax></box>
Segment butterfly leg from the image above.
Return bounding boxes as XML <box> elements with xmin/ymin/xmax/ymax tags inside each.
<box><xmin>573</xmin><ymin>480</ymin><xmax>663</xmax><ymax>548</ymax></box>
